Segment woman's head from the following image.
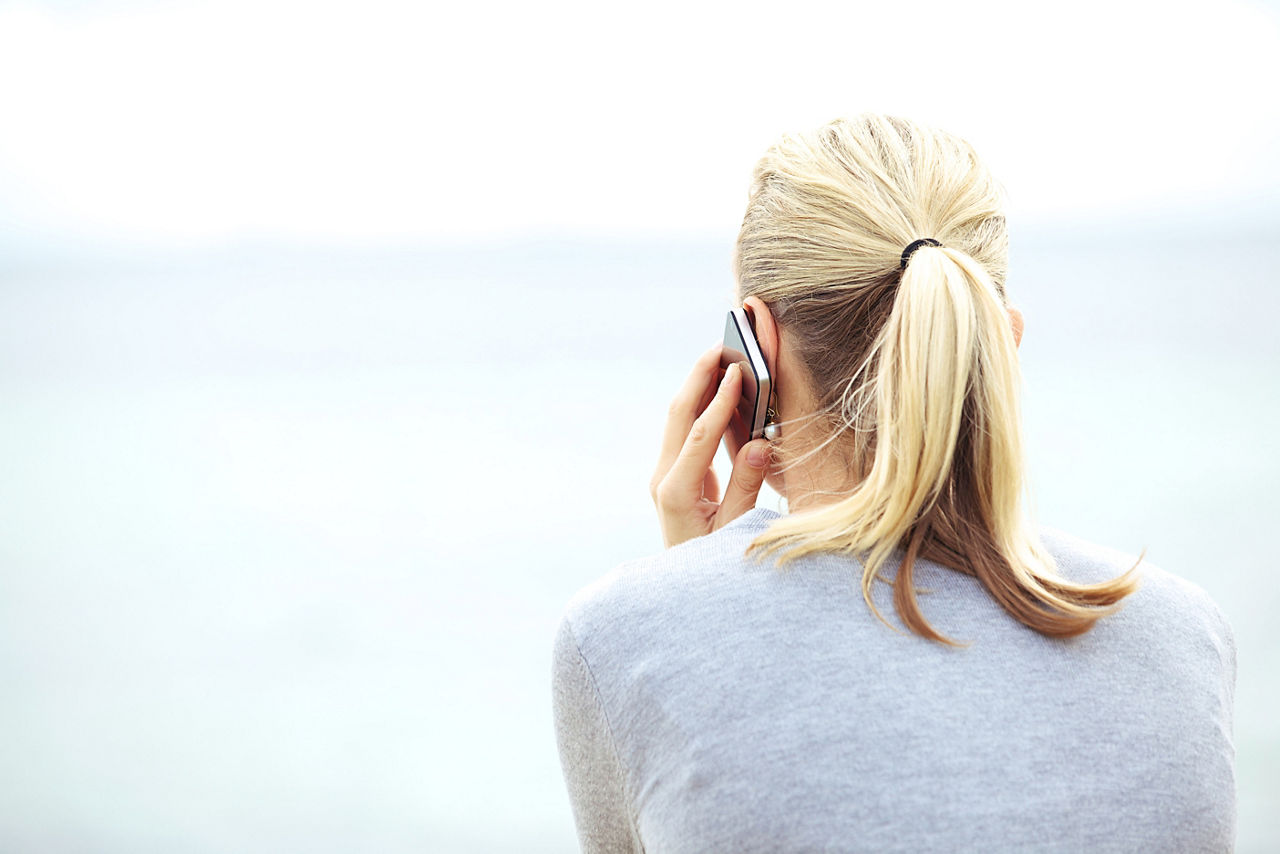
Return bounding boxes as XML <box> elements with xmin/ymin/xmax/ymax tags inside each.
<box><xmin>735</xmin><ymin>114</ymin><xmax>1011</xmax><ymax>432</ymax></box>
<box><xmin>734</xmin><ymin>114</ymin><xmax>1136</xmax><ymax>642</ymax></box>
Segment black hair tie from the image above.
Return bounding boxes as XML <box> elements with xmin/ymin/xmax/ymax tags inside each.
<box><xmin>900</xmin><ymin>238</ymin><xmax>943</xmax><ymax>269</ymax></box>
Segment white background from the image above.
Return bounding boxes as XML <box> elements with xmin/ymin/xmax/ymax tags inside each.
<box><xmin>0</xmin><ymin>1</ymin><xmax>1277</xmax><ymax>851</ymax></box>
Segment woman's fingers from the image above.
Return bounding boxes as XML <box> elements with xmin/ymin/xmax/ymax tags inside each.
<box><xmin>652</xmin><ymin>349</ymin><xmax>771</xmax><ymax>549</ymax></box>
<box><xmin>701</xmin><ymin>466</ymin><xmax>719</xmax><ymax>503</ymax></box>
<box><xmin>715</xmin><ymin>439</ymin><xmax>771</xmax><ymax>529</ymax></box>
<box><xmin>653</xmin><ymin>344</ymin><xmax>721</xmax><ymax>495</ymax></box>
<box><xmin>661</xmin><ymin>363</ymin><xmax>741</xmax><ymax>504</ymax></box>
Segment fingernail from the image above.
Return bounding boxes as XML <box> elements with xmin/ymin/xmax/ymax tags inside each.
<box><xmin>747</xmin><ymin>442</ymin><xmax>769</xmax><ymax>467</ymax></box>
<box><xmin>721</xmin><ymin>363</ymin><xmax>738</xmax><ymax>387</ymax></box>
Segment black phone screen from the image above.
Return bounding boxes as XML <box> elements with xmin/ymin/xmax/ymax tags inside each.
<box><xmin>721</xmin><ymin>309</ymin><xmax>767</xmax><ymax>447</ymax></box>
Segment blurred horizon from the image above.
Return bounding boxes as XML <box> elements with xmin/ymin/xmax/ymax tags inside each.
<box><xmin>5</xmin><ymin>202</ymin><xmax>1280</xmax><ymax>269</ymax></box>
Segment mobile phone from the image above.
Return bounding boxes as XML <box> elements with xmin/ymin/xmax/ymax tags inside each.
<box><xmin>721</xmin><ymin>307</ymin><xmax>772</xmax><ymax>447</ymax></box>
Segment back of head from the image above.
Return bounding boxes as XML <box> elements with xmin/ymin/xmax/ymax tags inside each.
<box><xmin>735</xmin><ymin>114</ymin><xmax>1136</xmax><ymax>643</ymax></box>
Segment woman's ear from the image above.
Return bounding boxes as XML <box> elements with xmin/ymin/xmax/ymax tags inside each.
<box><xmin>1008</xmin><ymin>306</ymin><xmax>1024</xmax><ymax>348</ymax></box>
<box><xmin>742</xmin><ymin>295</ymin><xmax>781</xmax><ymax>378</ymax></box>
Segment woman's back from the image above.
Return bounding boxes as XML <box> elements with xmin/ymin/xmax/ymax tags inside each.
<box><xmin>554</xmin><ymin>509</ymin><xmax>1236</xmax><ymax>852</ymax></box>
<box><xmin>554</xmin><ymin>113</ymin><xmax>1235</xmax><ymax>850</ymax></box>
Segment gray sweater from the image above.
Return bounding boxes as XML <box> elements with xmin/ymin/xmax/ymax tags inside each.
<box><xmin>552</xmin><ymin>508</ymin><xmax>1236</xmax><ymax>853</ymax></box>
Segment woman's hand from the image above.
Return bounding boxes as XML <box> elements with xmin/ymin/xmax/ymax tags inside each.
<box><xmin>650</xmin><ymin>345</ymin><xmax>772</xmax><ymax>548</ymax></box>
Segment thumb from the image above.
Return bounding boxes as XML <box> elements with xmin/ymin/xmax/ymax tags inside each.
<box><xmin>716</xmin><ymin>439</ymin><xmax>771</xmax><ymax>527</ymax></box>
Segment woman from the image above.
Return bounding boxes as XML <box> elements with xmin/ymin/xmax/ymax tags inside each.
<box><xmin>552</xmin><ymin>115</ymin><xmax>1235</xmax><ymax>852</ymax></box>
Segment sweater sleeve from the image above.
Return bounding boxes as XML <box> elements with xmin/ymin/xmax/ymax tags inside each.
<box><xmin>552</xmin><ymin>617</ymin><xmax>643</xmax><ymax>853</ymax></box>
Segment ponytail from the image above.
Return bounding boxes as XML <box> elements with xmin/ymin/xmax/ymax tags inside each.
<box><xmin>737</xmin><ymin>115</ymin><xmax>1139</xmax><ymax>643</ymax></box>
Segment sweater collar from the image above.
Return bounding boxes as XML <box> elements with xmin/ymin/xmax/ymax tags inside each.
<box><xmin>723</xmin><ymin>506</ymin><xmax>784</xmax><ymax>533</ymax></box>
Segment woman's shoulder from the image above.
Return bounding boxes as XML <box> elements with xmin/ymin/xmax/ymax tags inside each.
<box><xmin>1039</xmin><ymin>525</ymin><xmax>1235</xmax><ymax>647</ymax></box>
<box><xmin>556</xmin><ymin>516</ymin><xmax>1235</xmax><ymax>669</ymax></box>
<box><xmin>558</xmin><ymin>509</ymin><xmax>782</xmax><ymax>654</ymax></box>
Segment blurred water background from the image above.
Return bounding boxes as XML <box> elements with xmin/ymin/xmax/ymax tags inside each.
<box><xmin>1</xmin><ymin>227</ymin><xmax>1276</xmax><ymax>851</ymax></box>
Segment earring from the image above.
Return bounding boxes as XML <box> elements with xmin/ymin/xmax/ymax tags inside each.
<box><xmin>763</xmin><ymin>408</ymin><xmax>781</xmax><ymax>442</ymax></box>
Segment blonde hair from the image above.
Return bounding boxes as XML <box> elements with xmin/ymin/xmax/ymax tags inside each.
<box><xmin>735</xmin><ymin>114</ymin><xmax>1137</xmax><ymax>643</ymax></box>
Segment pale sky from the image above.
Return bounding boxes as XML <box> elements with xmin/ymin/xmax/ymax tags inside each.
<box><xmin>0</xmin><ymin>0</ymin><xmax>1276</xmax><ymax>245</ymax></box>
